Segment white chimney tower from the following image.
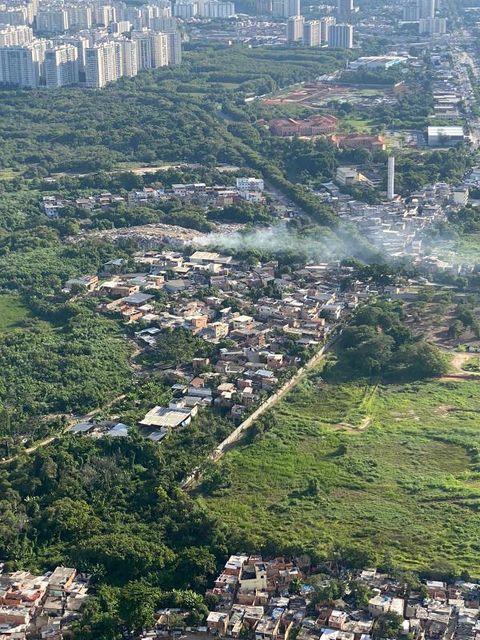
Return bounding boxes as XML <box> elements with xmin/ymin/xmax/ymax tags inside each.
<box><xmin>387</xmin><ymin>156</ymin><xmax>395</xmax><ymax>200</ymax></box>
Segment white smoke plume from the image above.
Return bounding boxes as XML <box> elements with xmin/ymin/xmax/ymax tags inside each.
<box><xmin>192</xmin><ymin>224</ymin><xmax>345</xmax><ymax>261</ymax></box>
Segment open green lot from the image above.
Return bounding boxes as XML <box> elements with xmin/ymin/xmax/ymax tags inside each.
<box><xmin>0</xmin><ymin>294</ymin><xmax>31</xmax><ymax>332</ymax></box>
<box><xmin>200</xmin><ymin>373</ymin><xmax>480</xmax><ymax>575</ymax></box>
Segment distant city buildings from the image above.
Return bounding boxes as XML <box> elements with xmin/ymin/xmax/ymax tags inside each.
<box><xmin>320</xmin><ymin>15</ymin><xmax>335</xmax><ymax>43</ymax></box>
<box><xmin>402</xmin><ymin>0</ymin><xmax>439</xmax><ymax>22</ymax></box>
<box><xmin>328</xmin><ymin>22</ymin><xmax>353</xmax><ymax>48</ymax></box>
<box><xmin>303</xmin><ymin>19</ymin><xmax>321</xmax><ymax>46</ymax></box>
<box><xmin>285</xmin><ymin>11</ymin><xmax>351</xmax><ymax>47</ymax></box>
<box><xmin>0</xmin><ymin>0</ymin><xmax>183</xmax><ymax>88</ymax></box>
<box><xmin>286</xmin><ymin>14</ymin><xmax>303</xmax><ymax>41</ymax></box>
<box><xmin>419</xmin><ymin>16</ymin><xmax>447</xmax><ymax>34</ymax></box>
<box><xmin>272</xmin><ymin>0</ymin><xmax>299</xmax><ymax>17</ymax></box>
<box><xmin>173</xmin><ymin>0</ymin><xmax>236</xmax><ymax>18</ymax></box>
<box><xmin>45</xmin><ymin>42</ymin><xmax>78</xmax><ymax>86</ymax></box>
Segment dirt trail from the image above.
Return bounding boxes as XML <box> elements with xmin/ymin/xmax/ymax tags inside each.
<box><xmin>439</xmin><ymin>351</ymin><xmax>480</xmax><ymax>381</ymax></box>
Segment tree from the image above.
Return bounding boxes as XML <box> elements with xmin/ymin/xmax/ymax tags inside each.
<box><xmin>118</xmin><ymin>582</ymin><xmax>162</xmax><ymax>633</ymax></box>
<box><xmin>347</xmin><ymin>581</ymin><xmax>372</xmax><ymax>608</ymax></box>
<box><xmin>374</xmin><ymin>612</ymin><xmax>403</xmax><ymax>639</ymax></box>
<box><xmin>175</xmin><ymin>546</ymin><xmax>217</xmax><ymax>590</ymax></box>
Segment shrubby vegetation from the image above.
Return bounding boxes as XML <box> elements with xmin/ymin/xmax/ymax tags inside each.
<box><xmin>325</xmin><ymin>300</ymin><xmax>449</xmax><ymax>381</ymax></box>
<box><xmin>0</xmin><ymin>436</ymin><xmax>227</xmax><ymax>638</ymax></box>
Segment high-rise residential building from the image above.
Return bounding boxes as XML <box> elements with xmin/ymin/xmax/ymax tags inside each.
<box><xmin>319</xmin><ymin>16</ymin><xmax>335</xmax><ymax>43</ymax></box>
<box><xmin>419</xmin><ymin>16</ymin><xmax>446</xmax><ymax>33</ymax></box>
<box><xmin>93</xmin><ymin>4</ymin><xmax>116</xmax><ymax>25</ymax></box>
<box><xmin>113</xmin><ymin>38</ymin><xmax>136</xmax><ymax>76</ymax></box>
<box><xmin>165</xmin><ymin>29</ymin><xmax>181</xmax><ymax>64</ymax></box>
<box><xmin>66</xmin><ymin>5</ymin><xmax>92</xmax><ymax>29</ymax></box>
<box><xmin>132</xmin><ymin>29</ymin><xmax>169</xmax><ymax>68</ymax></box>
<box><xmin>402</xmin><ymin>0</ymin><xmax>418</xmax><ymax>19</ymax></box>
<box><xmin>0</xmin><ymin>40</ymin><xmax>46</xmax><ymax>86</ymax></box>
<box><xmin>150</xmin><ymin>30</ymin><xmax>168</xmax><ymax>66</ymax></box>
<box><xmin>45</xmin><ymin>43</ymin><xmax>78</xmax><ymax>86</ymax></box>
<box><xmin>132</xmin><ymin>29</ymin><xmax>152</xmax><ymax>67</ymax></box>
<box><xmin>303</xmin><ymin>19</ymin><xmax>321</xmax><ymax>46</ymax></box>
<box><xmin>36</xmin><ymin>7</ymin><xmax>69</xmax><ymax>33</ymax></box>
<box><xmin>0</xmin><ymin>6</ymin><xmax>30</xmax><ymax>26</ymax></box>
<box><xmin>337</xmin><ymin>0</ymin><xmax>353</xmax><ymax>15</ymax></box>
<box><xmin>271</xmin><ymin>0</ymin><xmax>298</xmax><ymax>16</ymax></box>
<box><xmin>286</xmin><ymin>14</ymin><xmax>304</xmax><ymax>41</ymax></box>
<box><xmin>255</xmin><ymin>0</ymin><xmax>272</xmax><ymax>13</ymax></box>
<box><xmin>284</xmin><ymin>0</ymin><xmax>299</xmax><ymax>16</ymax></box>
<box><xmin>54</xmin><ymin>34</ymin><xmax>89</xmax><ymax>72</ymax></box>
<box><xmin>85</xmin><ymin>40</ymin><xmax>116</xmax><ymax>87</ymax></box>
<box><xmin>328</xmin><ymin>23</ymin><xmax>352</xmax><ymax>48</ymax></box>
<box><xmin>0</xmin><ymin>24</ymin><xmax>33</xmax><ymax>46</ymax></box>
<box><xmin>201</xmin><ymin>1</ymin><xmax>235</xmax><ymax>17</ymax></box>
<box><xmin>108</xmin><ymin>19</ymin><xmax>131</xmax><ymax>33</ymax></box>
<box><xmin>150</xmin><ymin>15</ymin><xmax>178</xmax><ymax>30</ymax></box>
<box><xmin>418</xmin><ymin>0</ymin><xmax>434</xmax><ymax>18</ymax></box>
<box><xmin>173</xmin><ymin>1</ymin><xmax>197</xmax><ymax>17</ymax></box>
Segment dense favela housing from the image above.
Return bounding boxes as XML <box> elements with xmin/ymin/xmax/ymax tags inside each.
<box><xmin>0</xmin><ymin>565</ymin><xmax>89</xmax><ymax>639</ymax></box>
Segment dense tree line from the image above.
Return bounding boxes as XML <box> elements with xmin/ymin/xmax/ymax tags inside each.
<box><xmin>0</xmin><ymin>436</ymin><xmax>228</xmax><ymax>638</ymax></box>
<box><xmin>325</xmin><ymin>300</ymin><xmax>449</xmax><ymax>381</ymax></box>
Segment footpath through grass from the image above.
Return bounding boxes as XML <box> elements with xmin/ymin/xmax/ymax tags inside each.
<box><xmin>199</xmin><ymin>372</ymin><xmax>480</xmax><ymax>575</ymax></box>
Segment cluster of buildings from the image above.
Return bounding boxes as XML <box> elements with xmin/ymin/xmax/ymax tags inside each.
<box><xmin>401</xmin><ymin>0</ymin><xmax>447</xmax><ymax>35</ymax></box>
<box><xmin>332</xmin><ymin>180</ymin><xmax>469</xmax><ymax>260</ymax></box>
<box><xmin>65</xmin><ymin>249</ymin><xmax>365</xmax><ymax>432</ymax></box>
<box><xmin>428</xmin><ymin>50</ymin><xmax>465</xmax><ymax>123</ymax></box>
<box><xmin>267</xmin><ymin>114</ymin><xmax>338</xmax><ymax>137</ymax></box>
<box><xmin>0</xmin><ymin>565</ymin><xmax>89</xmax><ymax>639</ymax></box>
<box><xmin>203</xmin><ymin>558</ymin><xmax>480</xmax><ymax>640</ymax></box>
<box><xmin>41</xmin><ymin>176</ymin><xmax>266</xmax><ymax>218</ymax></box>
<box><xmin>286</xmin><ymin>15</ymin><xmax>353</xmax><ymax>49</ymax></box>
<box><xmin>173</xmin><ymin>0</ymin><xmax>235</xmax><ymax>19</ymax></box>
<box><xmin>0</xmin><ymin>0</ymin><xmax>181</xmax><ymax>88</ymax></box>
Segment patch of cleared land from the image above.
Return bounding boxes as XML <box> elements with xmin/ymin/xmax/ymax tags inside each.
<box><xmin>199</xmin><ymin>373</ymin><xmax>480</xmax><ymax>575</ymax></box>
<box><xmin>0</xmin><ymin>294</ymin><xmax>31</xmax><ymax>332</ymax></box>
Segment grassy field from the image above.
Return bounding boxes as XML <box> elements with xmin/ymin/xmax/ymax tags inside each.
<box><xmin>199</xmin><ymin>372</ymin><xmax>480</xmax><ymax>575</ymax></box>
<box><xmin>0</xmin><ymin>294</ymin><xmax>31</xmax><ymax>332</ymax></box>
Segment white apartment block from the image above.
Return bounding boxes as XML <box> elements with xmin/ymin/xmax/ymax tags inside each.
<box><xmin>45</xmin><ymin>42</ymin><xmax>78</xmax><ymax>86</ymax></box>
<box><xmin>54</xmin><ymin>34</ymin><xmax>89</xmax><ymax>72</ymax></box>
<box><xmin>419</xmin><ymin>16</ymin><xmax>447</xmax><ymax>34</ymax></box>
<box><xmin>165</xmin><ymin>29</ymin><xmax>181</xmax><ymax>64</ymax></box>
<box><xmin>200</xmin><ymin>1</ymin><xmax>235</xmax><ymax>17</ymax></box>
<box><xmin>66</xmin><ymin>5</ymin><xmax>92</xmax><ymax>29</ymax></box>
<box><xmin>173</xmin><ymin>1</ymin><xmax>197</xmax><ymax>18</ymax></box>
<box><xmin>93</xmin><ymin>4</ymin><xmax>116</xmax><ymax>25</ymax></box>
<box><xmin>0</xmin><ymin>5</ymin><xmax>31</xmax><ymax>25</ymax></box>
<box><xmin>37</xmin><ymin>7</ymin><xmax>69</xmax><ymax>33</ymax></box>
<box><xmin>132</xmin><ymin>29</ymin><xmax>168</xmax><ymax>68</ymax></box>
<box><xmin>114</xmin><ymin>37</ymin><xmax>138</xmax><ymax>77</ymax></box>
<box><xmin>328</xmin><ymin>23</ymin><xmax>353</xmax><ymax>48</ymax></box>
<box><xmin>0</xmin><ymin>40</ymin><xmax>46</xmax><ymax>86</ymax></box>
<box><xmin>85</xmin><ymin>40</ymin><xmax>116</xmax><ymax>87</ymax></box>
<box><xmin>286</xmin><ymin>14</ymin><xmax>304</xmax><ymax>41</ymax></box>
<box><xmin>303</xmin><ymin>19</ymin><xmax>321</xmax><ymax>46</ymax></box>
<box><xmin>0</xmin><ymin>24</ymin><xmax>33</xmax><ymax>46</ymax></box>
<box><xmin>320</xmin><ymin>16</ymin><xmax>335</xmax><ymax>43</ymax></box>
<box><xmin>236</xmin><ymin>177</ymin><xmax>264</xmax><ymax>191</ymax></box>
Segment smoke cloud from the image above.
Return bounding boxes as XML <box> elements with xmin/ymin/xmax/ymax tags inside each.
<box><xmin>193</xmin><ymin>224</ymin><xmax>345</xmax><ymax>261</ymax></box>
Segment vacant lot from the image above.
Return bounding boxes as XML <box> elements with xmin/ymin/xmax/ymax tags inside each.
<box><xmin>200</xmin><ymin>373</ymin><xmax>480</xmax><ymax>575</ymax></box>
<box><xmin>0</xmin><ymin>294</ymin><xmax>31</xmax><ymax>332</ymax></box>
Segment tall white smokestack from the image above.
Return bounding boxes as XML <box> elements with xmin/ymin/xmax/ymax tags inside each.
<box><xmin>387</xmin><ymin>156</ymin><xmax>395</xmax><ymax>200</ymax></box>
